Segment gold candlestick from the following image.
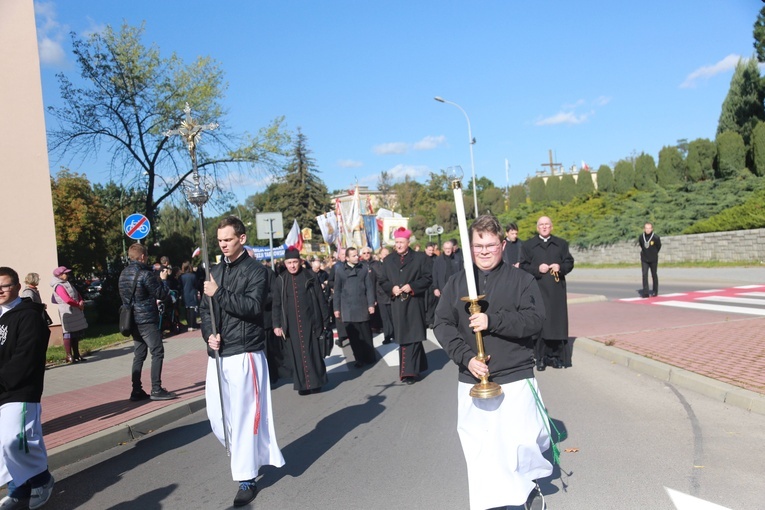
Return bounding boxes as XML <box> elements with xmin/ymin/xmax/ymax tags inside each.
<box><xmin>461</xmin><ymin>296</ymin><xmax>503</xmax><ymax>399</ymax></box>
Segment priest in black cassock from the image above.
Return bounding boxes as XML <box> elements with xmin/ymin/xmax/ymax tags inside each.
<box><xmin>378</xmin><ymin>227</ymin><xmax>433</xmax><ymax>384</ymax></box>
<box><xmin>273</xmin><ymin>248</ymin><xmax>330</xmax><ymax>395</ymax></box>
<box><xmin>520</xmin><ymin>216</ymin><xmax>575</xmax><ymax>370</ymax></box>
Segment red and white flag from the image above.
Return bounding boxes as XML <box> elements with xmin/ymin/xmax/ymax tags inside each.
<box><xmin>283</xmin><ymin>219</ymin><xmax>303</xmax><ymax>251</ymax></box>
<box><xmin>192</xmin><ymin>247</ymin><xmax>201</xmax><ymax>258</ymax></box>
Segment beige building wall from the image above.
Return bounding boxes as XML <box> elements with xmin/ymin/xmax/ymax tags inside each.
<box><xmin>0</xmin><ymin>1</ymin><xmax>62</xmax><ymax>335</ymax></box>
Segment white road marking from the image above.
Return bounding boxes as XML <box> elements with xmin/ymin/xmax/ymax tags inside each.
<box><xmin>665</xmin><ymin>487</ymin><xmax>731</xmax><ymax>510</ymax></box>
<box><xmin>697</xmin><ymin>296</ymin><xmax>765</xmax><ymax>306</ymax></box>
<box><xmin>656</xmin><ymin>300</ymin><xmax>765</xmax><ymax>316</ymax></box>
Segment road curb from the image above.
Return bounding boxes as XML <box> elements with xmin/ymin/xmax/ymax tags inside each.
<box><xmin>575</xmin><ymin>337</ymin><xmax>765</xmax><ymax>415</ymax></box>
<box><xmin>47</xmin><ymin>395</ymin><xmax>207</xmax><ymax>471</ymax></box>
<box><xmin>568</xmin><ymin>294</ymin><xmax>607</xmax><ymax>304</ymax></box>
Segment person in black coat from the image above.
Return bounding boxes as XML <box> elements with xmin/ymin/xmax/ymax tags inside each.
<box><xmin>377</xmin><ymin>228</ymin><xmax>432</xmax><ymax>384</ymax></box>
<box><xmin>119</xmin><ymin>243</ymin><xmax>175</xmax><ymax>401</ymax></box>
<box><xmin>519</xmin><ymin>216</ymin><xmax>575</xmax><ymax>370</ymax></box>
<box><xmin>370</xmin><ymin>247</ymin><xmax>394</xmax><ymax>345</ymax></box>
<box><xmin>639</xmin><ymin>222</ymin><xmax>662</xmax><ymax>298</ymax></box>
<box><xmin>502</xmin><ymin>222</ymin><xmax>523</xmax><ymax>268</ymax></box>
<box><xmin>333</xmin><ymin>247</ymin><xmax>377</xmax><ymax>367</ymax></box>
<box><xmin>180</xmin><ymin>261</ymin><xmax>200</xmax><ymax>330</ymax></box>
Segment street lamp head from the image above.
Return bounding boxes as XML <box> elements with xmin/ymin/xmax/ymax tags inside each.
<box><xmin>434</xmin><ymin>96</ymin><xmax>445</xmax><ymax>103</ymax></box>
<box><xmin>447</xmin><ymin>165</ymin><xmax>464</xmax><ymax>189</ymax></box>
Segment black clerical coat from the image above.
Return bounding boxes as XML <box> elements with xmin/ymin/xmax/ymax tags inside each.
<box><xmin>519</xmin><ymin>235</ymin><xmax>574</xmax><ymax>340</ymax></box>
<box><xmin>378</xmin><ymin>250</ymin><xmax>432</xmax><ymax>345</ymax></box>
<box><xmin>273</xmin><ymin>269</ymin><xmax>329</xmax><ymax>391</ymax></box>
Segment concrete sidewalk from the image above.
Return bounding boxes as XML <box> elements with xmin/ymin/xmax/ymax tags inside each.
<box><xmin>40</xmin><ymin>286</ymin><xmax>765</xmax><ymax>472</ymax></box>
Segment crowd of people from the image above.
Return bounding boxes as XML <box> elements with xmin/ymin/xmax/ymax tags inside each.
<box><xmin>1</xmin><ymin>213</ymin><xmax>662</xmax><ymax>509</ymax></box>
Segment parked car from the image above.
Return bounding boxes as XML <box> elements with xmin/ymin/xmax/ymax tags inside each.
<box><xmin>84</xmin><ymin>279</ymin><xmax>102</xmax><ymax>300</ymax></box>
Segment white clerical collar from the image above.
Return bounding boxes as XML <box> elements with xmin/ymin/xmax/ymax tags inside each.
<box><xmin>539</xmin><ymin>235</ymin><xmax>550</xmax><ymax>242</ymax></box>
<box><xmin>0</xmin><ymin>297</ymin><xmax>22</xmax><ymax>318</ymax></box>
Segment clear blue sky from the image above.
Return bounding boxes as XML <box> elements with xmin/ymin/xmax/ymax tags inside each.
<box><xmin>35</xmin><ymin>0</ymin><xmax>761</xmax><ymax>205</ymax></box>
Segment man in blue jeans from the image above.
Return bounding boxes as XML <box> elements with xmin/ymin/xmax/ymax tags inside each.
<box><xmin>119</xmin><ymin>243</ymin><xmax>177</xmax><ymax>401</ymax></box>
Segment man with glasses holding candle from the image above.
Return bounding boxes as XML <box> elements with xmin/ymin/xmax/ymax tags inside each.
<box><xmin>434</xmin><ymin>215</ymin><xmax>551</xmax><ymax>510</ymax></box>
<box><xmin>520</xmin><ymin>216</ymin><xmax>575</xmax><ymax>371</ymax></box>
<box><xmin>378</xmin><ymin>228</ymin><xmax>432</xmax><ymax>384</ymax></box>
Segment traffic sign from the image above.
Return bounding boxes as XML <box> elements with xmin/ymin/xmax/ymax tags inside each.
<box><xmin>124</xmin><ymin>213</ymin><xmax>151</xmax><ymax>240</ymax></box>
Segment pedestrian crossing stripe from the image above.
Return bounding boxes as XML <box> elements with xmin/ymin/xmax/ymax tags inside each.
<box><xmin>621</xmin><ymin>285</ymin><xmax>765</xmax><ymax>317</ymax></box>
<box><xmin>325</xmin><ymin>329</ymin><xmax>441</xmax><ymax>373</ymax></box>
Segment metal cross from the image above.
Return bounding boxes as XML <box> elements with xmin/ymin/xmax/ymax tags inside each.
<box><xmin>163</xmin><ymin>102</ymin><xmax>219</xmax><ymax>157</ymax></box>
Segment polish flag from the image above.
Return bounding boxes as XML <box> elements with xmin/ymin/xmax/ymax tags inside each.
<box><xmin>191</xmin><ymin>247</ymin><xmax>201</xmax><ymax>258</ymax></box>
<box><xmin>581</xmin><ymin>161</ymin><xmax>591</xmax><ymax>171</ymax></box>
<box><xmin>283</xmin><ymin>219</ymin><xmax>303</xmax><ymax>251</ymax></box>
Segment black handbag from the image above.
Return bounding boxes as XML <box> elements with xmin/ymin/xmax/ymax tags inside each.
<box><xmin>319</xmin><ymin>329</ymin><xmax>333</xmax><ymax>358</ymax></box>
<box><xmin>119</xmin><ymin>271</ymin><xmax>141</xmax><ymax>336</ymax></box>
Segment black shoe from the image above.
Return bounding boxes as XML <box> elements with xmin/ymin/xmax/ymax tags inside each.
<box><xmin>298</xmin><ymin>389</ymin><xmax>311</xmax><ymax>396</ymax></box>
<box><xmin>382</xmin><ymin>338</ymin><xmax>393</xmax><ymax>345</ymax></box>
<box><xmin>150</xmin><ymin>388</ymin><xmax>177</xmax><ymax>401</ymax></box>
<box><xmin>549</xmin><ymin>357</ymin><xmax>564</xmax><ymax>369</ymax></box>
<box><xmin>233</xmin><ymin>481</ymin><xmax>258</xmax><ymax>507</ymax></box>
<box><xmin>353</xmin><ymin>361</ymin><xmax>364</xmax><ymax>368</ymax></box>
<box><xmin>651</xmin><ymin>291</ymin><xmax>658</xmax><ymax>297</ymax></box>
<box><xmin>536</xmin><ymin>362</ymin><xmax>546</xmax><ymax>372</ymax></box>
<box><xmin>129</xmin><ymin>389</ymin><xmax>150</xmax><ymax>402</ymax></box>
<box><xmin>525</xmin><ymin>482</ymin><xmax>545</xmax><ymax>510</ymax></box>
<box><xmin>402</xmin><ymin>376</ymin><xmax>417</xmax><ymax>385</ymax></box>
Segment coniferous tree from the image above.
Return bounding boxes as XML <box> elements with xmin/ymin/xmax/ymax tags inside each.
<box><xmin>717</xmin><ymin>58</ymin><xmax>765</xmax><ymax>147</ymax></box>
<box><xmin>559</xmin><ymin>174</ymin><xmax>577</xmax><ymax>202</ymax></box>
<box><xmin>716</xmin><ymin>131</ymin><xmax>748</xmax><ymax>179</ymax></box>
<box><xmin>686</xmin><ymin>138</ymin><xmax>716</xmax><ymax>182</ymax></box>
<box><xmin>596</xmin><ymin>165</ymin><xmax>614</xmax><ymax>192</ymax></box>
<box><xmin>754</xmin><ymin>5</ymin><xmax>765</xmax><ymax>63</ymax></box>
<box><xmin>575</xmin><ymin>169</ymin><xmax>595</xmax><ymax>195</ymax></box>
<box><xmin>545</xmin><ymin>175</ymin><xmax>561</xmax><ymax>202</ymax></box>
<box><xmin>657</xmin><ymin>146</ymin><xmax>685</xmax><ymax>187</ymax></box>
<box><xmin>634</xmin><ymin>153</ymin><xmax>657</xmax><ymax>191</ymax></box>
<box><xmin>528</xmin><ymin>176</ymin><xmax>546</xmax><ymax>203</ymax></box>
<box><xmin>276</xmin><ymin>128</ymin><xmax>329</xmax><ymax>233</ymax></box>
<box><xmin>751</xmin><ymin>121</ymin><xmax>765</xmax><ymax>177</ymax></box>
<box><xmin>613</xmin><ymin>160</ymin><xmax>635</xmax><ymax>193</ymax></box>
<box><xmin>508</xmin><ymin>184</ymin><xmax>527</xmax><ymax>208</ymax></box>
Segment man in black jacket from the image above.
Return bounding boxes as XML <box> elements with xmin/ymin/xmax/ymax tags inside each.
<box><xmin>639</xmin><ymin>222</ymin><xmax>661</xmax><ymax>297</ymax></box>
<box><xmin>119</xmin><ymin>243</ymin><xmax>176</xmax><ymax>401</ymax></box>
<box><xmin>333</xmin><ymin>247</ymin><xmax>376</xmax><ymax>367</ymax></box>
<box><xmin>434</xmin><ymin>216</ymin><xmax>551</xmax><ymax>510</ymax></box>
<box><xmin>0</xmin><ymin>267</ymin><xmax>55</xmax><ymax>509</ymax></box>
<box><xmin>201</xmin><ymin>216</ymin><xmax>285</xmax><ymax>507</ymax></box>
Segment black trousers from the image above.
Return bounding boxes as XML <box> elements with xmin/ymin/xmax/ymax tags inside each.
<box><xmin>379</xmin><ymin>302</ymin><xmax>394</xmax><ymax>342</ymax></box>
<box><xmin>345</xmin><ymin>321</ymin><xmax>377</xmax><ymax>364</ymax></box>
<box><xmin>641</xmin><ymin>260</ymin><xmax>658</xmax><ymax>295</ymax></box>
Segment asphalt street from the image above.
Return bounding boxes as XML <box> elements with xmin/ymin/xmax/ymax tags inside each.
<box><xmin>50</xmin><ymin>337</ymin><xmax>765</xmax><ymax>510</ymax></box>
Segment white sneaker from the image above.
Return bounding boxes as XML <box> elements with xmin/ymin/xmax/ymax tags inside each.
<box><xmin>0</xmin><ymin>495</ymin><xmax>29</xmax><ymax>510</ymax></box>
<box><xmin>28</xmin><ymin>475</ymin><xmax>54</xmax><ymax>509</ymax></box>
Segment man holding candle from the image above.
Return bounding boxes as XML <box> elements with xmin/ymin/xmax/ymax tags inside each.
<box><xmin>378</xmin><ymin>227</ymin><xmax>432</xmax><ymax>384</ymax></box>
<box><xmin>520</xmin><ymin>216</ymin><xmax>575</xmax><ymax>370</ymax></box>
<box><xmin>434</xmin><ymin>215</ymin><xmax>552</xmax><ymax>510</ymax></box>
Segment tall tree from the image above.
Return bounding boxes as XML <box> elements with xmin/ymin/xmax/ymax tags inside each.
<box><xmin>559</xmin><ymin>174</ymin><xmax>577</xmax><ymax>202</ymax></box>
<box><xmin>686</xmin><ymin>138</ymin><xmax>716</xmax><ymax>182</ymax></box>
<box><xmin>657</xmin><ymin>146</ymin><xmax>685</xmax><ymax>187</ymax></box>
<box><xmin>634</xmin><ymin>153</ymin><xmax>657</xmax><ymax>191</ymax></box>
<box><xmin>527</xmin><ymin>176</ymin><xmax>546</xmax><ymax>203</ymax></box>
<box><xmin>274</xmin><ymin>129</ymin><xmax>329</xmax><ymax>233</ymax></box>
<box><xmin>508</xmin><ymin>184</ymin><xmax>527</xmax><ymax>208</ymax></box>
<box><xmin>613</xmin><ymin>160</ymin><xmax>635</xmax><ymax>193</ymax></box>
<box><xmin>545</xmin><ymin>176</ymin><xmax>562</xmax><ymax>202</ymax></box>
<box><xmin>716</xmin><ymin>58</ymin><xmax>765</xmax><ymax>147</ymax></box>
<box><xmin>596</xmin><ymin>165</ymin><xmax>614</xmax><ymax>192</ymax></box>
<box><xmin>754</xmin><ymin>5</ymin><xmax>765</xmax><ymax>63</ymax></box>
<box><xmin>752</xmin><ymin>121</ymin><xmax>765</xmax><ymax>177</ymax></box>
<box><xmin>51</xmin><ymin>170</ymin><xmax>109</xmax><ymax>275</ymax></box>
<box><xmin>377</xmin><ymin>170</ymin><xmax>394</xmax><ymax>209</ymax></box>
<box><xmin>46</xmin><ymin>22</ymin><xmax>290</xmax><ymax>226</ymax></box>
<box><xmin>716</xmin><ymin>130</ymin><xmax>748</xmax><ymax>179</ymax></box>
<box><xmin>575</xmin><ymin>169</ymin><xmax>595</xmax><ymax>196</ymax></box>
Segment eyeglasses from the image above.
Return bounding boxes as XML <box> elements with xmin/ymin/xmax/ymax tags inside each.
<box><xmin>0</xmin><ymin>283</ymin><xmax>16</xmax><ymax>292</ymax></box>
<box><xmin>472</xmin><ymin>243</ymin><xmax>502</xmax><ymax>253</ymax></box>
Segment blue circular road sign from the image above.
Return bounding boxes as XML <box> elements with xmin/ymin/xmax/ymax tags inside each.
<box><xmin>124</xmin><ymin>213</ymin><xmax>151</xmax><ymax>240</ymax></box>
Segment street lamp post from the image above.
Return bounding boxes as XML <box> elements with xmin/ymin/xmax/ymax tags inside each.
<box><xmin>435</xmin><ymin>96</ymin><xmax>479</xmax><ymax>217</ymax></box>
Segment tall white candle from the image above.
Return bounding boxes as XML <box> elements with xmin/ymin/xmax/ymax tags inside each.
<box><xmin>453</xmin><ymin>186</ymin><xmax>478</xmax><ymax>299</ymax></box>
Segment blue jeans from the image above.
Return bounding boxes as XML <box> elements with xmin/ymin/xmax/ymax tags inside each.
<box><xmin>131</xmin><ymin>322</ymin><xmax>165</xmax><ymax>393</ymax></box>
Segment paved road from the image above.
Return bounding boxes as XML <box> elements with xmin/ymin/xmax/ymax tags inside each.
<box><xmin>50</xmin><ymin>338</ymin><xmax>765</xmax><ymax>510</ymax></box>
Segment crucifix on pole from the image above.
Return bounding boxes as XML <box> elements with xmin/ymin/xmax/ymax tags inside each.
<box><xmin>541</xmin><ymin>149</ymin><xmax>563</xmax><ymax>176</ymax></box>
<box><xmin>163</xmin><ymin>103</ymin><xmax>230</xmax><ymax>455</ymax></box>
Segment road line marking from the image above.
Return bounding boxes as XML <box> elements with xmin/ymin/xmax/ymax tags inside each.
<box><xmin>698</xmin><ymin>296</ymin><xmax>765</xmax><ymax>306</ymax></box>
<box><xmin>734</xmin><ymin>284</ymin><xmax>765</xmax><ymax>289</ymax></box>
<box><xmin>656</xmin><ymin>300</ymin><xmax>765</xmax><ymax>316</ymax></box>
<box><xmin>665</xmin><ymin>487</ymin><xmax>731</xmax><ymax>510</ymax></box>
<box><xmin>741</xmin><ymin>292</ymin><xmax>765</xmax><ymax>297</ymax></box>
<box><xmin>696</xmin><ymin>289</ymin><xmax>724</xmax><ymax>293</ymax></box>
